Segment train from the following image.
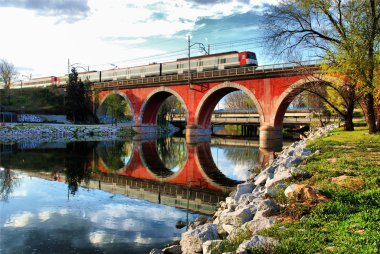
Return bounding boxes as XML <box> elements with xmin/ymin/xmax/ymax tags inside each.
<box><xmin>5</xmin><ymin>51</ymin><xmax>258</xmax><ymax>89</ymax></box>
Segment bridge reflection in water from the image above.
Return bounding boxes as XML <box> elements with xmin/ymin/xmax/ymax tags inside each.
<box><xmin>92</xmin><ymin>137</ymin><xmax>274</xmax><ymax>214</ymax></box>
<box><xmin>0</xmin><ymin>137</ymin><xmax>275</xmax><ymax>214</ymax></box>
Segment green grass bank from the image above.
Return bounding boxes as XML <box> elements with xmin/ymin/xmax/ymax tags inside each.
<box><xmin>0</xmin><ymin>87</ymin><xmax>64</xmax><ymax>114</ymax></box>
<box><xmin>252</xmin><ymin>127</ymin><xmax>380</xmax><ymax>254</ymax></box>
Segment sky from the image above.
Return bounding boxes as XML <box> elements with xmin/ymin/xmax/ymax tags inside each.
<box><xmin>0</xmin><ymin>0</ymin><xmax>279</xmax><ymax>79</ymax></box>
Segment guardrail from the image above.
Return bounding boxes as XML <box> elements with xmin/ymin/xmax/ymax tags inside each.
<box><xmin>92</xmin><ymin>60</ymin><xmax>321</xmax><ymax>90</ymax></box>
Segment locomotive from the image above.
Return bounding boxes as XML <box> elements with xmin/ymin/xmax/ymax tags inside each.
<box><xmin>9</xmin><ymin>51</ymin><xmax>258</xmax><ymax>88</ymax></box>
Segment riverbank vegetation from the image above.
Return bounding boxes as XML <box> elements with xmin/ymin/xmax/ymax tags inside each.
<box><xmin>253</xmin><ymin>127</ymin><xmax>380</xmax><ymax>254</ymax></box>
<box><xmin>0</xmin><ymin>87</ymin><xmax>64</xmax><ymax>114</ymax></box>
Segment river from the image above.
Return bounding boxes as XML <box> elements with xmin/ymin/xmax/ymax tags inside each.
<box><xmin>0</xmin><ymin>136</ymin><xmax>277</xmax><ymax>254</ymax></box>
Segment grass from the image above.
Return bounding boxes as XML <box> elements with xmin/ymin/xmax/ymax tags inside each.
<box><xmin>257</xmin><ymin>127</ymin><xmax>380</xmax><ymax>254</ymax></box>
<box><xmin>0</xmin><ymin>87</ymin><xmax>65</xmax><ymax>114</ymax></box>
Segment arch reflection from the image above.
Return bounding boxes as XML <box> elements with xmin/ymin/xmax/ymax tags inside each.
<box><xmin>0</xmin><ymin>139</ymin><xmax>275</xmax><ymax>214</ymax></box>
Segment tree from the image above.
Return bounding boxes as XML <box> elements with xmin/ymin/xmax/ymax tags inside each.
<box><xmin>0</xmin><ymin>59</ymin><xmax>17</xmax><ymax>105</ymax></box>
<box><xmin>157</xmin><ymin>95</ymin><xmax>183</xmax><ymax>126</ymax></box>
<box><xmin>0</xmin><ymin>59</ymin><xmax>17</xmax><ymax>90</ymax></box>
<box><xmin>264</xmin><ymin>0</ymin><xmax>380</xmax><ymax>133</ymax></box>
<box><xmin>65</xmin><ymin>67</ymin><xmax>91</xmax><ymax>123</ymax></box>
<box><xmin>105</xmin><ymin>93</ymin><xmax>126</xmax><ymax>126</ymax></box>
<box><xmin>223</xmin><ymin>91</ymin><xmax>255</xmax><ymax>109</ymax></box>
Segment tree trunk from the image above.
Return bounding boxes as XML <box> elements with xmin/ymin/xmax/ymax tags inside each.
<box><xmin>343</xmin><ymin>115</ymin><xmax>354</xmax><ymax>131</ymax></box>
<box><xmin>376</xmin><ymin>105</ymin><xmax>380</xmax><ymax>131</ymax></box>
<box><xmin>363</xmin><ymin>93</ymin><xmax>378</xmax><ymax>134</ymax></box>
<box><xmin>342</xmin><ymin>100</ymin><xmax>355</xmax><ymax>131</ymax></box>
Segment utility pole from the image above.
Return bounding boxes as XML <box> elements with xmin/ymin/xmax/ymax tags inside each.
<box><xmin>187</xmin><ymin>35</ymin><xmax>210</xmax><ymax>89</ymax></box>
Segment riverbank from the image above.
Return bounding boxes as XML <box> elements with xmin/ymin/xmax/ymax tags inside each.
<box><xmin>0</xmin><ymin>123</ymin><xmax>135</xmax><ymax>143</ymax></box>
<box><xmin>152</xmin><ymin>126</ymin><xmax>379</xmax><ymax>254</ymax></box>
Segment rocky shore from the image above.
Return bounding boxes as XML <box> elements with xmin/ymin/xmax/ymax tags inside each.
<box><xmin>0</xmin><ymin>124</ymin><xmax>132</xmax><ymax>143</ymax></box>
<box><xmin>151</xmin><ymin>124</ymin><xmax>337</xmax><ymax>254</ymax></box>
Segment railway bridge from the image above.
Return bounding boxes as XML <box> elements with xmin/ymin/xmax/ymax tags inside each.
<box><xmin>93</xmin><ymin>62</ymin><xmax>322</xmax><ymax>150</ymax></box>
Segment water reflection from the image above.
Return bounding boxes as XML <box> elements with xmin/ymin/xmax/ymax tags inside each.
<box><xmin>0</xmin><ymin>138</ymin><xmax>275</xmax><ymax>253</ymax></box>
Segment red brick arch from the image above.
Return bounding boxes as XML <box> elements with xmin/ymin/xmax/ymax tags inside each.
<box><xmin>139</xmin><ymin>87</ymin><xmax>189</xmax><ymax>125</ymax></box>
<box><xmin>195</xmin><ymin>81</ymin><xmax>263</xmax><ymax>128</ymax></box>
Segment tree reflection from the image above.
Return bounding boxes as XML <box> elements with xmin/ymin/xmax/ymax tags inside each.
<box><xmin>64</xmin><ymin>142</ymin><xmax>94</xmax><ymax>195</ymax></box>
<box><xmin>156</xmin><ymin>137</ymin><xmax>187</xmax><ymax>171</ymax></box>
<box><xmin>0</xmin><ymin>168</ymin><xmax>19</xmax><ymax>201</ymax></box>
<box><xmin>96</xmin><ymin>141</ymin><xmax>133</xmax><ymax>172</ymax></box>
<box><xmin>223</xmin><ymin>147</ymin><xmax>259</xmax><ymax>170</ymax></box>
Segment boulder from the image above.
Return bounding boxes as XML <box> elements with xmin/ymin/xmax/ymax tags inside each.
<box><xmin>163</xmin><ymin>245</ymin><xmax>181</xmax><ymax>254</ymax></box>
<box><xmin>255</xmin><ymin>199</ymin><xmax>279</xmax><ymax>217</ymax></box>
<box><xmin>265</xmin><ymin>165</ymin><xmax>293</xmax><ymax>188</ymax></box>
<box><xmin>244</xmin><ymin>217</ymin><xmax>276</xmax><ymax>235</ymax></box>
<box><xmin>264</xmin><ymin>183</ymin><xmax>287</xmax><ymax>198</ymax></box>
<box><xmin>284</xmin><ymin>184</ymin><xmax>328</xmax><ymax>202</ymax></box>
<box><xmin>234</xmin><ymin>182</ymin><xmax>255</xmax><ymax>202</ymax></box>
<box><xmin>236</xmin><ymin>235</ymin><xmax>278</xmax><ymax>254</ymax></box>
<box><xmin>189</xmin><ymin>215</ymin><xmax>209</xmax><ymax>229</ymax></box>
<box><xmin>222</xmin><ymin>224</ymin><xmax>236</xmax><ymax>234</ymax></box>
<box><xmin>180</xmin><ymin>223</ymin><xmax>219</xmax><ymax>254</ymax></box>
<box><xmin>216</xmin><ymin>205</ymin><xmax>256</xmax><ymax>227</ymax></box>
<box><xmin>202</xmin><ymin>240</ymin><xmax>222</xmax><ymax>254</ymax></box>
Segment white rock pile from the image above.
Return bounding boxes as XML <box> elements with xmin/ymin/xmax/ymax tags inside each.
<box><xmin>151</xmin><ymin>124</ymin><xmax>337</xmax><ymax>254</ymax></box>
<box><xmin>0</xmin><ymin>125</ymin><xmax>128</xmax><ymax>143</ymax></box>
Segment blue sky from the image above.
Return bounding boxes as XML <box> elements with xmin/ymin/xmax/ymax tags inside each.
<box><xmin>0</xmin><ymin>0</ymin><xmax>278</xmax><ymax>79</ymax></box>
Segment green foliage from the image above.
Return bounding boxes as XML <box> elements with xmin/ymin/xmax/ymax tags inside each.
<box><xmin>104</xmin><ymin>93</ymin><xmax>127</xmax><ymax>126</ymax></box>
<box><xmin>96</xmin><ymin>141</ymin><xmax>132</xmax><ymax>171</ymax></box>
<box><xmin>65</xmin><ymin>67</ymin><xmax>92</xmax><ymax>123</ymax></box>
<box><xmin>0</xmin><ymin>87</ymin><xmax>65</xmax><ymax>114</ymax></box>
<box><xmin>210</xmin><ymin>228</ymin><xmax>252</xmax><ymax>254</ymax></box>
<box><xmin>157</xmin><ymin>95</ymin><xmax>184</xmax><ymax>126</ymax></box>
<box><xmin>258</xmin><ymin>127</ymin><xmax>380</xmax><ymax>253</ymax></box>
<box><xmin>156</xmin><ymin>137</ymin><xmax>187</xmax><ymax>170</ymax></box>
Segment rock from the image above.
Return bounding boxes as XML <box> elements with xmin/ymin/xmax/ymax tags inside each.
<box><xmin>255</xmin><ymin>199</ymin><xmax>279</xmax><ymax>217</ymax></box>
<box><xmin>265</xmin><ymin>165</ymin><xmax>293</xmax><ymax>188</ymax></box>
<box><xmin>237</xmin><ymin>193</ymin><xmax>256</xmax><ymax>205</ymax></box>
<box><xmin>327</xmin><ymin>157</ymin><xmax>337</xmax><ymax>163</ymax></box>
<box><xmin>264</xmin><ymin>183</ymin><xmax>287</xmax><ymax>198</ymax></box>
<box><xmin>149</xmin><ymin>249</ymin><xmax>164</xmax><ymax>254</ymax></box>
<box><xmin>222</xmin><ymin>224</ymin><xmax>236</xmax><ymax>234</ymax></box>
<box><xmin>236</xmin><ymin>235</ymin><xmax>278</xmax><ymax>254</ymax></box>
<box><xmin>163</xmin><ymin>245</ymin><xmax>182</xmax><ymax>254</ymax></box>
<box><xmin>234</xmin><ymin>182</ymin><xmax>255</xmax><ymax>202</ymax></box>
<box><xmin>284</xmin><ymin>184</ymin><xmax>328</xmax><ymax>202</ymax></box>
<box><xmin>202</xmin><ymin>240</ymin><xmax>222</xmax><ymax>254</ymax></box>
<box><xmin>176</xmin><ymin>220</ymin><xmax>187</xmax><ymax>229</ymax></box>
<box><xmin>244</xmin><ymin>217</ymin><xmax>276</xmax><ymax>235</ymax></box>
<box><xmin>314</xmin><ymin>150</ymin><xmax>321</xmax><ymax>156</ymax></box>
<box><xmin>290</xmin><ymin>168</ymin><xmax>312</xmax><ymax>180</ymax></box>
<box><xmin>251</xmin><ymin>185</ymin><xmax>266</xmax><ymax>198</ymax></box>
<box><xmin>216</xmin><ymin>205</ymin><xmax>256</xmax><ymax>227</ymax></box>
<box><xmin>189</xmin><ymin>215</ymin><xmax>209</xmax><ymax>229</ymax></box>
<box><xmin>254</xmin><ymin>171</ymin><xmax>268</xmax><ymax>186</ymax></box>
<box><xmin>180</xmin><ymin>223</ymin><xmax>219</xmax><ymax>254</ymax></box>
<box><xmin>282</xmin><ymin>155</ymin><xmax>302</xmax><ymax>168</ymax></box>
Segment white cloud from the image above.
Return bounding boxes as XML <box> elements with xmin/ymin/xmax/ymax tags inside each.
<box><xmin>4</xmin><ymin>212</ymin><xmax>34</xmax><ymax>228</ymax></box>
<box><xmin>0</xmin><ymin>0</ymin><xmax>275</xmax><ymax>77</ymax></box>
<box><xmin>38</xmin><ymin>211</ymin><xmax>51</xmax><ymax>222</ymax></box>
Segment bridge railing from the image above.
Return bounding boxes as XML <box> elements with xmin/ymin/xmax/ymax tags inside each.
<box><xmin>92</xmin><ymin>60</ymin><xmax>321</xmax><ymax>90</ymax></box>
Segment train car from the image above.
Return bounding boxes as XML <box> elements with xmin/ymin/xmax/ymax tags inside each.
<box><xmin>11</xmin><ymin>51</ymin><xmax>258</xmax><ymax>87</ymax></box>
<box><xmin>171</xmin><ymin>51</ymin><xmax>258</xmax><ymax>74</ymax></box>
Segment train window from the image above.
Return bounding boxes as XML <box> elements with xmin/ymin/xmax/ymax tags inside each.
<box><xmin>220</xmin><ymin>58</ymin><xmax>226</xmax><ymax>64</ymax></box>
<box><xmin>248</xmin><ymin>53</ymin><xmax>257</xmax><ymax>60</ymax></box>
<box><xmin>198</xmin><ymin>61</ymin><xmax>203</xmax><ymax>67</ymax></box>
<box><xmin>242</xmin><ymin>55</ymin><xmax>246</xmax><ymax>59</ymax></box>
